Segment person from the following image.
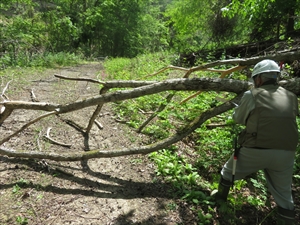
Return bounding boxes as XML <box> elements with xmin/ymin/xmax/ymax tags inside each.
<box><xmin>215</xmin><ymin>59</ymin><xmax>298</xmax><ymax>225</ymax></box>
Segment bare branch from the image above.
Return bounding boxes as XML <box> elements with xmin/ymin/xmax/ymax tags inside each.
<box><xmin>30</xmin><ymin>88</ymin><xmax>39</xmax><ymax>102</ymax></box>
<box><xmin>94</xmin><ymin>120</ymin><xmax>103</xmax><ymax>129</ymax></box>
<box><xmin>141</xmin><ymin>65</ymin><xmax>189</xmax><ymax>79</ymax></box>
<box><xmin>190</xmin><ymin>51</ymin><xmax>300</xmax><ymax>69</ymax></box>
<box><xmin>43</xmin><ymin>127</ymin><xmax>72</xmax><ymax>148</ymax></box>
<box><xmin>137</xmin><ymin>93</ymin><xmax>175</xmax><ymax>133</ymax></box>
<box><xmin>2</xmin><ymin>78</ymin><xmax>251</xmax><ymax>114</ymax></box>
<box><xmin>0</xmin><ymin>111</ymin><xmax>58</xmax><ymax>145</ymax></box>
<box><xmin>54</xmin><ymin>74</ymin><xmax>105</xmax><ymax>84</ymax></box>
<box><xmin>55</xmin><ymin>74</ymin><xmax>157</xmax><ymax>89</ymax></box>
<box><xmin>2</xmin><ymin>77</ymin><xmax>300</xmax><ymax>125</ymax></box>
<box><xmin>0</xmin><ymin>94</ymin><xmax>242</xmax><ymax>161</ymax></box>
<box><xmin>1</xmin><ymin>80</ymin><xmax>12</xmax><ymax>99</ymax></box>
<box><xmin>1</xmin><ymin>59</ymin><xmax>300</xmax><ymax>161</ymax></box>
<box><xmin>85</xmin><ymin>87</ymin><xmax>108</xmax><ymax>133</ymax></box>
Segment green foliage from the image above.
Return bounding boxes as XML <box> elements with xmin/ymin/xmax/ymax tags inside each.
<box><xmin>0</xmin><ymin>0</ymin><xmax>169</xmax><ymax>65</ymax></box>
<box><xmin>150</xmin><ymin>149</ymin><xmax>202</xmax><ymax>189</ymax></box>
<box><xmin>247</xmin><ymin>172</ymin><xmax>268</xmax><ymax>207</ymax></box>
<box><xmin>12</xmin><ymin>178</ymin><xmax>29</xmax><ymax>194</ymax></box>
<box><xmin>103</xmin><ymin>52</ymin><xmax>175</xmax><ymax>80</ymax></box>
<box><xmin>0</xmin><ymin>51</ymin><xmax>83</xmax><ymax>68</ymax></box>
<box><xmin>195</xmin><ymin>124</ymin><xmax>233</xmax><ymax>172</ymax></box>
<box><xmin>2</xmin><ymin>0</ymin><xmax>300</xmax><ymax>65</ymax></box>
<box><xmin>102</xmin><ymin>57</ymin><xmax>133</xmax><ymax>80</ymax></box>
<box><xmin>164</xmin><ymin>0</ymin><xmax>211</xmax><ymax>52</ymax></box>
<box><xmin>223</xmin><ymin>0</ymin><xmax>300</xmax><ymax>40</ymax></box>
<box><xmin>16</xmin><ymin>216</ymin><xmax>28</xmax><ymax>225</ymax></box>
<box><xmin>12</xmin><ymin>184</ymin><xmax>21</xmax><ymax>194</ymax></box>
<box><xmin>164</xmin><ymin>0</ymin><xmax>245</xmax><ymax>51</ymax></box>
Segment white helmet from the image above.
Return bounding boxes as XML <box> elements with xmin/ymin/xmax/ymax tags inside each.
<box><xmin>251</xmin><ymin>59</ymin><xmax>280</xmax><ymax>78</ymax></box>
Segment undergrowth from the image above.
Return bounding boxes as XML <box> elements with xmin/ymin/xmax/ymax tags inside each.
<box><xmin>0</xmin><ymin>51</ymin><xmax>85</xmax><ymax>69</ymax></box>
<box><xmin>103</xmin><ymin>52</ymin><xmax>300</xmax><ymax>225</ymax></box>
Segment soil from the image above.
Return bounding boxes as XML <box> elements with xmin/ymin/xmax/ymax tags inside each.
<box><xmin>0</xmin><ymin>63</ymin><xmax>196</xmax><ymax>225</ymax></box>
<box><xmin>0</xmin><ymin>63</ymin><xmax>299</xmax><ymax>225</ymax></box>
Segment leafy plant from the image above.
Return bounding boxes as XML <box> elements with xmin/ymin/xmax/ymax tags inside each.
<box><xmin>12</xmin><ymin>184</ymin><xmax>21</xmax><ymax>194</ymax></box>
<box><xmin>16</xmin><ymin>216</ymin><xmax>28</xmax><ymax>225</ymax></box>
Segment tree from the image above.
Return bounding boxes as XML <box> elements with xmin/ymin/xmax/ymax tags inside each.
<box><xmin>164</xmin><ymin>0</ymin><xmax>244</xmax><ymax>54</ymax></box>
<box><xmin>164</xmin><ymin>0</ymin><xmax>212</xmax><ymax>52</ymax></box>
<box><xmin>1</xmin><ymin>53</ymin><xmax>300</xmax><ymax>161</ymax></box>
<box><xmin>224</xmin><ymin>0</ymin><xmax>300</xmax><ymax>41</ymax></box>
<box><xmin>0</xmin><ymin>0</ymin><xmax>169</xmax><ymax>59</ymax></box>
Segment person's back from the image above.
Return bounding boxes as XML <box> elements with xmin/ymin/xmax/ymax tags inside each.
<box><xmin>243</xmin><ymin>85</ymin><xmax>298</xmax><ymax>150</ymax></box>
<box><xmin>213</xmin><ymin>59</ymin><xmax>298</xmax><ymax>225</ymax></box>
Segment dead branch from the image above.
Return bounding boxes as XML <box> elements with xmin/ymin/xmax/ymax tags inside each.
<box><xmin>141</xmin><ymin>51</ymin><xmax>300</xmax><ymax>80</ymax></box>
<box><xmin>55</xmin><ymin>74</ymin><xmax>157</xmax><ymax>88</ymax></box>
<box><xmin>0</xmin><ymin>94</ymin><xmax>242</xmax><ymax>161</ymax></box>
<box><xmin>94</xmin><ymin>120</ymin><xmax>103</xmax><ymax>129</ymax></box>
<box><xmin>54</xmin><ymin>74</ymin><xmax>105</xmax><ymax>84</ymax></box>
<box><xmin>29</xmin><ymin>88</ymin><xmax>39</xmax><ymax>102</ymax></box>
<box><xmin>0</xmin><ymin>78</ymin><xmax>251</xmax><ymax>117</ymax></box>
<box><xmin>1</xmin><ymin>80</ymin><xmax>12</xmax><ymax>100</ymax></box>
<box><xmin>0</xmin><ymin>111</ymin><xmax>58</xmax><ymax>145</ymax></box>
<box><xmin>141</xmin><ymin>65</ymin><xmax>189</xmax><ymax>79</ymax></box>
<box><xmin>138</xmin><ymin>64</ymin><xmax>247</xmax><ymax>131</ymax></box>
<box><xmin>1</xmin><ymin>77</ymin><xmax>300</xmax><ymax>126</ymax></box>
<box><xmin>85</xmin><ymin>87</ymin><xmax>108</xmax><ymax>133</ymax></box>
<box><xmin>0</xmin><ymin>80</ymin><xmax>11</xmax><ymax>115</ymax></box>
<box><xmin>137</xmin><ymin>92</ymin><xmax>176</xmax><ymax>133</ymax></box>
<box><xmin>190</xmin><ymin>51</ymin><xmax>300</xmax><ymax>70</ymax></box>
<box><xmin>43</xmin><ymin>127</ymin><xmax>72</xmax><ymax>148</ymax></box>
<box><xmin>56</xmin><ymin>115</ymin><xmax>85</xmax><ymax>134</ymax></box>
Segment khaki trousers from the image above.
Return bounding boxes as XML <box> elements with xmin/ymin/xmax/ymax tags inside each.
<box><xmin>221</xmin><ymin>147</ymin><xmax>296</xmax><ymax>210</ymax></box>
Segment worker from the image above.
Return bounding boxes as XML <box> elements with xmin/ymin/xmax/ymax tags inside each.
<box><xmin>214</xmin><ymin>59</ymin><xmax>298</xmax><ymax>225</ymax></box>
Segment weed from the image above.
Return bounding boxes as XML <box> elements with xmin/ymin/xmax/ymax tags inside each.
<box><xmin>166</xmin><ymin>202</ymin><xmax>177</xmax><ymax>211</ymax></box>
<box><xmin>12</xmin><ymin>184</ymin><xmax>21</xmax><ymax>194</ymax></box>
<box><xmin>36</xmin><ymin>194</ymin><xmax>43</xmax><ymax>200</ymax></box>
<box><xmin>130</xmin><ymin>158</ymin><xmax>143</xmax><ymax>164</ymax></box>
<box><xmin>17</xmin><ymin>178</ymin><xmax>29</xmax><ymax>186</ymax></box>
<box><xmin>197</xmin><ymin>210</ymin><xmax>212</xmax><ymax>224</ymax></box>
<box><xmin>16</xmin><ymin>216</ymin><xmax>28</xmax><ymax>225</ymax></box>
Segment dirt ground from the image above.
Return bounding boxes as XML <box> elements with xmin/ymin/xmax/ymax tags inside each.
<box><xmin>0</xmin><ymin>63</ymin><xmax>196</xmax><ymax>225</ymax></box>
<box><xmin>1</xmin><ymin>63</ymin><xmax>299</xmax><ymax>225</ymax></box>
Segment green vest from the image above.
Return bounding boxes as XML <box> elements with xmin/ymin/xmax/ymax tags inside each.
<box><xmin>242</xmin><ymin>85</ymin><xmax>298</xmax><ymax>151</ymax></box>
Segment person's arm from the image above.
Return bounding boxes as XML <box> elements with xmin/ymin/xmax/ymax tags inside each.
<box><xmin>232</xmin><ymin>90</ymin><xmax>255</xmax><ymax>125</ymax></box>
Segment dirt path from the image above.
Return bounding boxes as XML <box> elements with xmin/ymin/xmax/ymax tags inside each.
<box><xmin>0</xmin><ymin>63</ymin><xmax>194</xmax><ymax>225</ymax></box>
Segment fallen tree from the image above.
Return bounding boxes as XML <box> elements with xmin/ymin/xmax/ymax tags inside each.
<box><xmin>1</xmin><ymin>54</ymin><xmax>300</xmax><ymax>161</ymax></box>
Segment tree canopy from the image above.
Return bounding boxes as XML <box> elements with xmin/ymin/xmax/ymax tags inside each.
<box><xmin>0</xmin><ymin>0</ymin><xmax>300</xmax><ymax>65</ymax></box>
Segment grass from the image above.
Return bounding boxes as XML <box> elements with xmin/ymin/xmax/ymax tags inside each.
<box><xmin>0</xmin><ymin>52</ymin><xmax>85</xmax><ymax>69</ymax></box>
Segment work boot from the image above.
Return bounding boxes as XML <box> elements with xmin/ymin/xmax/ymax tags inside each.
<box><xmin>211</xmin><ymin>177</ymin><xmax>232</xmax><ymax>202</ymax></box>
<box><xmin>277</xmin><ymin>206</ymin><xmax>295</xmax><ymax>225</ymax></box>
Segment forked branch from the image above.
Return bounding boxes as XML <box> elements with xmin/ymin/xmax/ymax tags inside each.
<box><xmin>0</xmin><ymin>94</ymin><xmax>242</xmax><ymax>161</ymax></box>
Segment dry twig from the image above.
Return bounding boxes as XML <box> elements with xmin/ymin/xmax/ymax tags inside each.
<box><xmin>43</xmin><ymin>127</ymin><xmax>72</xmax><ymax>148</ymax></box>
